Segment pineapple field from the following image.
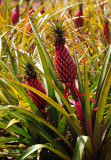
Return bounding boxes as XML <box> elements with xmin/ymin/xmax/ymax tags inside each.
<box><xmin>0</xmin><ymin>0</ymin><xmax>111</xmax><ymax>159</ymax></box>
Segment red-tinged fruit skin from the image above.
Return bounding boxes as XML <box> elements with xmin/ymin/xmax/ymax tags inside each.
<box><xmin>26</xmin><ymin>78</ymin><xmax>48</xmax><ymax>116</ymax></box>
<box><xmin>52</xmin><ymin>20</ymin><xmax>84</xmax><ymax>122</ymax></box>
<box><xmin>40</xmin><ymin>9</ymin><xmax>45</xmax><ymax>14</ymax></box>
<box><xmin>103</xmin><ymin>22</ymin><xmax>110</xmax><ymax>45</ymax></box>
<box><xmin>11</xmin><ymin>5</ymin><xmax>19</xmax><ymax>25</ymax></box>
<box><xmin>74</xmin><ymin>4</ymin><xmax>83</xmax><ymax>28</ymax></box>
<box><xmin>54</xmin><ymin>44</ymin><xmax>84</xmax><ymax>122</ymax></box>
<box><xmin>54</xmin><ymin>43</ymin><xmax>77</xmax><ymax>88</ymax></box>
<box><xmin>25</xmin><ymin>62</ymin><xmax>48</xmax><ymax>118</ymax></box>
<box><xmin>40</xmin><ymin>0</ymin><xmax>45</xmax><ymax>14</ymax></box>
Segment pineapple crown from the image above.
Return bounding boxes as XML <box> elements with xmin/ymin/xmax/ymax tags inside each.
<box><xmin>25</xmin><ymin>62</ymin><xmax>37</xmax><ymax>80</ymax></box>
<box><xmin>104</xmin><ymin>18</ymin><xmax>109</xmax><ymax>26</ymax></box>
<box><xmin>79</xmin><ymin>3</ymin><xmax>83</xmax><ymax>11</ymax></box>
<box><xmin>50</xmin><ymin>19</ymin><xmax>66</xmax><ymax>46</ymax></box>
<box><xmin>16</xmin><ymin>4</ymin><xmax>19</xmax><ymax>11</ymax></box>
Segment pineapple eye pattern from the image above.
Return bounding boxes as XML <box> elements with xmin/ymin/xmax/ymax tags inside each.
<box><xmin>52</xmin><ymin>20</ymin><xmax>84</xmax><ymax>122</ymax></box>
<box><xmin>25</xmin><ymin>62</ymin><xmax>48</xmax><ymax>119</ymax></box>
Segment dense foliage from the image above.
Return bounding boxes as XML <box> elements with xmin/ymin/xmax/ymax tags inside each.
<box><xmin>0</xmin><ymin>0</ymin><xmax>111</xmax><ymax>159</ymax></box>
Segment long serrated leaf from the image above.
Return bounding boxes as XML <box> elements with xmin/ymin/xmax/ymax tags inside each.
<box><xmin>73</xmin><ymin>45</ymin><xmax>85</xmax><ymax>111</ymax></box>
<box><xmin>21</xmin><ymin>0</ymin><xmax>33</xmax><ymax>19</ymax></box>
<box><xmin>84</xmin><ymin>62</ymin><xmax>92</xmax><ymax>139</ymax></box>
<box><xmin>101</xmin><ymin>107</ymin><xmax>111</xmax><ymax>137</ymax></box>
<box><xmin>37</xmin><ymin>42</ymin><xmax>58</xmax><ymax>127</ymax></box>
<box><xmin>0</xmin><ymin>80</ymin><xmax>16</xmax><ymax>104</ymax></box>
<box><xmin>3</xmin><ymin>38</ymin><xmax>17</xmax><ymax>74</ymax></box>
<box><xmin>0</xmin><ymin>144</ymin><xmax>25</xmax><ymax>150</ymax></box>
<box><xmin>58</xmin><ymin>117</ymin><xmax>67</xmax><ymax>134</ymax></box>
<box><xmin>17</xmin><ymin>144</ymin><xmax>71</xmax><ymax>160</ymax></box>
<box><xmin>4</xmin><ymin>118</ymin><xmax>19</xmax><ymax>131</ymax></box>
<box><xmin>0</xmin><ymin>137</ymin><xmax>30</xmax><ymax>145</ymax></box>
<box><xmin>36</xmin><ymin>42</ymin><xmax>54</xmax><ymax>97</ymax></box>
<box><xmin>93</xmin><ymin>65</ymin><xmax>111</xmax><ymax>159</ymax></box>
<box><xmin>5</xmin><ymin>0</ymin><xmax>9</xmax><ymax>20</ymax></box>
<box><xmin>73</xmin><ymin>136</ymin><xmax>89</xmax><ymax>160</ymax></box>
<box><xmin>95</xmin><ymin>46</ymin><xmax>111</xmax><ymax>107</ymax></box>
<box><xmin>0</xmin><ymin>60</ymin><xmax>19</xmax><ymax>82</ymax></box>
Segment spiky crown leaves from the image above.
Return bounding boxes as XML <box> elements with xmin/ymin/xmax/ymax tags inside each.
<box><xmin>50</xmin><ymin>19</ymin><xmax>67</xmax><ymax>46</ymax></box>
<box><xmin>25</xmin><ymin>62</ymin><xmax>37</xmax><ymax>80</ymax></box>
<box><xmin>16</xmin><ymin>4</ymin><xmax>19</xmax><ymax>11</ymax></box>
<box><xmin>79</xmin><ymin>3</ymin><xmax>83</xmax><ymax>10</ymax></box>
<box><xmin>104</xmin><ymin>18</ymin><xmax>109</xmax><ymax>26</ymax></box>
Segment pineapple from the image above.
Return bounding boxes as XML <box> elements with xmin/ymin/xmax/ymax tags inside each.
<box><xmin>40</xmin><ymin>0</ymin><xmax>45</xmax><ymax>14</ymax></box>
<box><xmin>10</xmin><ymin>4</ymin><xmax>19</xmax><ymax>25</ymax></box>
<box><xmin>74</xmin><ymin>4</ymin><xmax>83</xmax><ymax>28</ymax></box>
<box><xmin>103</xmin><ymin>20</ymin><xmax>110</xmax><ymax>45</ymax></box>
<box><xmin>26</xmin><ymin>23</ymin><xmax>33</xmax><ymax>33</ymax></box>
<box><xmin>74</xmin><ymin>4</ymin><xmax>83</xmax><ymax>43</ymax></box>
<box><xmin>40</xmin><ymin>9</ymin><xmax>45</xmax><ymax>15</ymax></box>
<box><xmin>51</xmin><ymin>20</ymin><xmax>84</xmax><ymax>122</ymax></box>
<box><xmin>25</xmin><ymin>62</ymin><xmax>48</xmax><ymax>118</ymax></box>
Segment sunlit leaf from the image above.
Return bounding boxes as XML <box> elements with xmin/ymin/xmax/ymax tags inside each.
<box><xmin>4</xmin><ymin>118</ymin><xmax>20</xmax><ymax>131</ymax></box>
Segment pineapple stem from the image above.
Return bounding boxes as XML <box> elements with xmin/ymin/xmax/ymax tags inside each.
<box><xmin>70</xmin><ymin>85</ymin><xmax>84</xmax><ymax>123</ymax></box>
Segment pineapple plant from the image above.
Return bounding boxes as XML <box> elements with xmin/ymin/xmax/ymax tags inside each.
<box><xmin>103</xmin><ymin>20</ymin><xmax>110</xmax><ymax>45</ymax></box>
<box><xmin>24</xmin><ymin>62</ymin><xmax>48</xmax><ymax>118</ymax></box>
<box><xmin>51</xmin><ymin>20</ymin><xmax>84</xmax><ymax>122</ymax></box>
<box><xmin>74</xmin><ymin>3</ymin><xmax>84</xmax><ymax>43</ymax></box>
<box><xmin>10</xmin><ymin>4</ymin><xmax>19</xmax><ymax>25</ymax></box>
<box><xmin>74</xmin><ymin>3</ymin><xmax>83</xmax><ymax>28</ymax></box>
<box><xmin>40</xmin><ymin>0</ymin><xmax>45</xmax><ymax>14</ymax></box>
<box><xmin>26</xmin><ymin>23</ymin><xmax>33</xmax><ymax>33</ymax></box>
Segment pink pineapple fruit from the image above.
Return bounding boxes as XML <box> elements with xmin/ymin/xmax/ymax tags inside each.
<box><xmin>51</xmin><ymin>20</ymin><xmax>84</xmax><ymax>122</ymax></box>
<box><xmin>74</xmin><ymin>4</ymin><xmax>83</xmax><ymax>28</ymax></box>
<box><xmin>103</xmin><ymin>20</ymin><xmax>110</xmax><ymax>45</ymax></box>
<box><xmin>10</xmin><ymin>5</ymin><xmax>19</xmax><ymax>25</ymax></box>
<box><xmin>74</xmin><ymin>4</ymin><xmax>83</xmax><ymax>43</ymax></box>
<box><xmin>25</xmin><ymin>62</ymin><xmax>48</xmax><ymax>118</ymax></box>
<box><xmin>40</xmin><ymin>0</ymin><xmax>45</xmax><ymax>14</ymax></box>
